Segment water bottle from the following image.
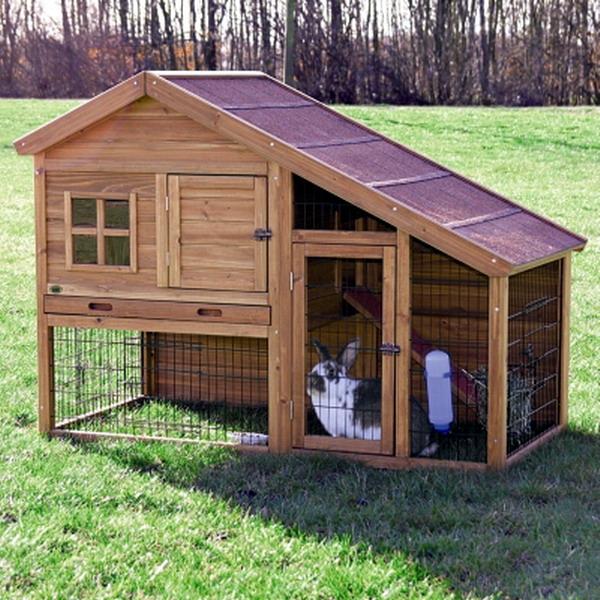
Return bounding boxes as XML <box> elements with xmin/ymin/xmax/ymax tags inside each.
<box><xmin>425</xmin><ymin>350</ymin><xmax>453</xmax><ymax>434</ymax></box>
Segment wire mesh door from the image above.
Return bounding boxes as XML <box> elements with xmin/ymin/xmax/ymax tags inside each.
<box><xmin>292</xmin><ymin>244</ymin><xmax>395</xmax><ymax>455</ymax></box>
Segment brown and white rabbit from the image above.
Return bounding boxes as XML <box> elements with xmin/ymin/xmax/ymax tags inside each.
<box><xmin>306</xmin><ymin>337</ymin><xmax>438</xmax><ymax>456</ymax></box>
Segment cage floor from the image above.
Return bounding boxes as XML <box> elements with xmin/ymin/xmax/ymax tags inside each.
<box><xmin>56</xmin><ymin>396</ymin><xmax>269</xmax><ymax>445</ymax></box>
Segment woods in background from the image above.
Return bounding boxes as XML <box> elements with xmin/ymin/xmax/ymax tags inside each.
<box><xmin>1</xmin><ymin>0</ymin><xmax>598</xmax><ymax>104</ymax></box>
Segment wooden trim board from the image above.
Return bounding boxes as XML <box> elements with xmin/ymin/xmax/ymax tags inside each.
<box><xmin>44</xmin><ymin>295</ymin><xmax>271</xmax><ymax>325</ymax></box>
<box><xmin>47</xmin><ymin>314</ymin><xmax>269</xmax><ymax>338</ymax></box>
<box><xmin>487</xmin><ymin>276</ymin><xmax>509</xmax><ymax>469</ymax></box>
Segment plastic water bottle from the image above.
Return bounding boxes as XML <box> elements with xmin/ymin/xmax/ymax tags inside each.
<box><xmin>425</xmin><ymin>350</ymin><xmax>453</xmax><ymax>434</ymax></box>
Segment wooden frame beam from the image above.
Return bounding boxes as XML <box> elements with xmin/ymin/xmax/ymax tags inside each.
<box><xmin>14</xmin><ymin>73</ymin><xmax>145</xmax><ymax>155</ymax></box>
<box><xmin>487</xmin><ymin>276</ymin><xmax>509</xmax><ymax>469</ymax></box>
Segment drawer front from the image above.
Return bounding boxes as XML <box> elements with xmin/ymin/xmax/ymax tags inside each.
<box><xmin>44</xmin><ymin>296</ymin><xmax>270</xmax><ymax>326</ymax></box>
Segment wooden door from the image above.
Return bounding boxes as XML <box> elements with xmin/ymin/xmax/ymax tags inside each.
<box><xmin>292</xmin><ymin>244</ymin><xmax>396</xmax><ymax>455</ymax></box>
<box><xmin>167</xmin><ymin>175</ymin><xmax>267</xmax><ymax>291</ymax></box>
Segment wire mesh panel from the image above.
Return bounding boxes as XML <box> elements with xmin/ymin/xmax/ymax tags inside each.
<box><xmin>506</xmin><ymin>260</ymin><xmax>562</xmax><ymax>455</ymax></box>
<box><xmin>294</xmin><ymin>175</ymin><xmax>394</xmax><ymax>232</ymax></box>
<box><xmin>304</xmin><ymin>257</ymin><xmax>384</xmax><ymax>441</ymax></box>
<box><xmin>410</xmin><ymin>240</ymin><xmax>489</xmax><ymax>462</ymax></box>
<box><xmin>52</xmin><ymin>327</ymin><xmax>269</xmax><ymax>445</ymax></box>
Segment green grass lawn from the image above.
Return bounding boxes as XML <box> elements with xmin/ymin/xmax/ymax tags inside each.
<box><xmin>1</xmin><ymin>99</ymin><xmax>599</xmax><ymax>599</ymax></box>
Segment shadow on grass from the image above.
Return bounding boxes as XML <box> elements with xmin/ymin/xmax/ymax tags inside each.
<box><xmin>86</xmin><ymin>429</ymin><xmax>600</xmax><ymax>599</ymax></box>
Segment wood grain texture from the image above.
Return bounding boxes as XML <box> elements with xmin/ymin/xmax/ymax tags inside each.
<box><xmin>155</xmin><ymin>174</ymin><xmax>169</xmax><ymax>287</ymax></box>
<box><xmin>487</xmin><ymin>276</ymin><xmax>509</xmax><ymax>469</ymax></box>
<box><xmin>291</xmin><ymin>243</ymin><xmax>307</xmax><ymax>447</ymax></box>
<box><xmin>170</xmin><ymin>174</ymin><xmax>268</xmax><ymax>292</ymax></box>
<box><xmin>267</xmin><ymin>164</ymin><xmax>293</xmax><ymax>453</ymax></box>
<box><xmin>35</xmin><ymin>153</ymin><xmax>54</xmax><ymax>433</ymax></box>
<box><xmin>380</xmin><ymin>246</ymin><xmax>396</xmax><ymax>456</ymax></box>
<box><xmin>559</xmin><ymin>255</ymin><xmax>571</xmax><ymax>427</ymax></box>
<box><xmin>44</xmin><ymin>295</ymin><xmax>271</xmax><ymax>325</ymax></box>
<box><xmin>14</xmin><ymin>73</ymin><xmax>145</xmax><ymax>155</ymax></box>
<box><xmin>292</xmin><ymin>230</ymin><xmax>396</xmax><ymax>245</ymax></box>
<box><xmin>45</xmin><ymin>283</ymin><xmax>269</xmax><ymax>305</ymax></box>
<box><xmin>43</xmin><ymin>96</ymin><xmax>268</xmax><ymax>175</ymax></box>
<box><xmin>46</xmin><ymin>314</ymin><xmax>269</xmax><ymax>338</ymax></box>
<box><xmin>395</xmin><ymin>230</ymin><xmax>411</xmax><ymax>457</ymax></box>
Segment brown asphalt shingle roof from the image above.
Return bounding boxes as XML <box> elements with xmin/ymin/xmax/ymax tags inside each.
<box><xmin>166</xmin><ymin>74</ymin><xmax>586</xmax><ymax>268</ymax></box>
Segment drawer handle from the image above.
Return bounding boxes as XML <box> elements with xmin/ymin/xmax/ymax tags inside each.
<box><xmin>89</xmin><ymin>302</ymin><xmax>113</xmax><ymax>312</ymax></box>
<box><xmin>197</xmin><ymin>308</ymin><xmax>222</xmax><ymax>318</ymax></box>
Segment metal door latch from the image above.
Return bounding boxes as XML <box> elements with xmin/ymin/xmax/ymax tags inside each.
<box><xmin>254</xmin><ymin>228</ymin><xmax>273</xmax><ymax>241</ymax></box>
<box><xmin>379</xmin><ymin>342</ymin><xmax>401</xmax><ymax>355</ymax></box>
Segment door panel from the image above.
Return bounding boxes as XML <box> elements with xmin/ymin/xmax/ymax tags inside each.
<box><xmin>168</xmin><ymin>175</ymin><xmax>267</xmax><ymax>291</ymax></box>
<box><xmin>292</xmin><ymin>244</ymin><xmax>395</xmax><ymax>455</ymax></box>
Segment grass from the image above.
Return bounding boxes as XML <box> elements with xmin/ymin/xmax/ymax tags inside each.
<box><xmin>1</xmin><ymin>99</ymin><xmax>599</xmax><ymax>599</ymax></box>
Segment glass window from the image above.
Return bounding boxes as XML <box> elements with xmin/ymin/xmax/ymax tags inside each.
<box><xmin>105</xmin><ymin>200</ymin><xmax>129</xmax><ymax>229</ymax></box>
<box><xmin>72</xmin><ymin>198</ymin><xmax>97</xmax><ymax>228</ymax></box>
<box><xmin>73</xmin><ymin>235</ymin><xmax>98</xmax><ymax>264</ymax></box>
<box><xmin>105</xmin><ymin>236</ymin><xmax>130</xmax><ymax>266</ymax></box>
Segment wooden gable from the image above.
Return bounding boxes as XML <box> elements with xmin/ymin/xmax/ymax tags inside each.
<box><xmin>45</xmin><ymin>96</ymin><xmax>267</xmax><ymax>175</ymax></box>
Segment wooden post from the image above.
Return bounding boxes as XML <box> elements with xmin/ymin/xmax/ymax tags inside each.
<box><xmin>487</xmin><ymin>276</ymin><xmax>509</xmax><ymax>468</ymax></box>
<box><xmin>35</xmin><ymin>153</ymin><xmax>54</xmax><ymax>433</ymax></box>
<box><xmin>267</xmin><ymin>163</ymin><xmax>293</xmax><ymax>453</ymax></box>
<box><xmin>381</xmin><ymin>246</ymin><xmax>396</xmax><ymax>456</ymax></box>
<box><xmin>559</xmin><ymin>254</ymin><xmax>572</xmax><ymax>427</ymax></box>
<box><xmin>395</xmin><ymin>231</ymin><xmax>411</xmax><ymax>457</ymax></box>
<box><xmin>291</xmin><ymin>243</ymin><xmax>306</xmax><ymax>448</ymax></box>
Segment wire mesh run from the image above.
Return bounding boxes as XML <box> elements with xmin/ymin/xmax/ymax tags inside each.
<box><xmin>506</xmin><ymin>260</ymin><xmax>562</xmax><ymax>455</ymax></box>
<box><xmin>294</xmin><ymin>175</ymin><xmax>394</xmax><ymax>232</ymax></box>
<box><xmin>410</xmin><ymin>240</ymin><xmax>489</xmax><ymax>462</ymax></box>
<box><xmin>51</xmin><ymin>327</ymin><xmax>269</xmax><ymax>445</ymax></box>
<box><xmin>305</xmin><ymin>257</ymin><xmax>383</xmax><ymax>441</ymax></box>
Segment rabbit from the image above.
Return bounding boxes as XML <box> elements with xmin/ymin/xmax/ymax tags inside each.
<box><xmin>306</xmin><ymin>337</ymin><xmax>438</xmax><ymax>456</ymax></box>
<box><xmin>307</xmin><ymin>338</ymin><xmax>380</xmax><ymax>440</ymax></box>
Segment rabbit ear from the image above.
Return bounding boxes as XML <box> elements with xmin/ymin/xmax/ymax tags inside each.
<box><xmin>312</xmin><ymin>339</ymin><xmax>331</xmax><ymax>361</ymax></box>
<box><xmin>336</xmin><ymin>338</ymin><xmax>360</xmax><ymax>370</ymax></box>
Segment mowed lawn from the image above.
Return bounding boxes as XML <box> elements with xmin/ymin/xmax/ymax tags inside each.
<box><xmin>1</xmin><ymin>99</ymin><xmax>598</xmax><ymax>600</ymax></box>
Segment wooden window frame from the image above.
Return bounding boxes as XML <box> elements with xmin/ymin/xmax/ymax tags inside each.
<box><xmin>64</xmin><ymin>191</ymin><xmax>138</xmax><ymax>273</ymax></box>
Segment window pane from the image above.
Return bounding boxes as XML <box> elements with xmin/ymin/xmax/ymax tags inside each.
<box><xmin>105</xmin><ymin>236</ymin><xmax>130</xmax><ymax>266</ymax></box>
<box><xmin>73</xmin><ymin>235</ymin><xmax>97</xmax><ymax>264</ymax></box>
<box><xmin>72</xmin><ymin>198</ymin><xmax>96</xmax><ymax>227</ymax></box>
<box><xmin>105</xmin><ymin>200</ymin><xmax>129</xmax><ymax>229</ymax></box>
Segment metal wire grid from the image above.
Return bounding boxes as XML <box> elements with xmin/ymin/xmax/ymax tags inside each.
<box><xmin>507</xmin><ymin>260</ymin><xmax>562</xmax><ymax>455</ymax></box>
<box><xmin>305</xmin><ymin>257</ymin><xmax>383</xmax><ymax>440</ymax></box>
<box><xmin>410</xmin><ymin>240</ymin><xmax>489</xmax><ymax>462</ymax></box>
<box><xmin>293</xmin><ymin>175</ymin><xmax>394</xmax><ymax>232</ymax></box>
<box><xmin>51</xmin><ymin>327</ymin><xmax>269</xmax><ymax>444</ymax></box>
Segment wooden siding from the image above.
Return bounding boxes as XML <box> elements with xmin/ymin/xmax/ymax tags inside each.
<box><xmin>45</xmin><ymin>96</ymin><xmax>268</xmax><ymax>175</ymax></box>
<box><xmin>149</xmin><ymin>333</ymin><xmax>269</xmax><ymax>406</ymax></box>
<box><xmin>46</xmin><ymin>172</ymin><xmax>156</xmax><ymax>291</ymax></box>
<box><xmin>169</xmin><ymin>175</ymin><xmax>268</xmax><ymax>292</ymax></box>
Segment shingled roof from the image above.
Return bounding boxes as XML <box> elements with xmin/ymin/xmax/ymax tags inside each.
<box><xmin>15</xmin><ymin>71</ymin><xmax>586</xmax><ymax>275</ymax></box>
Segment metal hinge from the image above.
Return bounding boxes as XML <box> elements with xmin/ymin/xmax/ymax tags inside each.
<box><xmin>290</xmin><ymin>400</ymin><xmax>294</xmax><ymax>420</ymax></box>
<box><xmin>379</xmin><ymin>342</ymin><xmax>401</xmax><ymax>355</ymax></box>
<box><xmin>290</xmin><ymin>271</ymin><xmax>294</xmax><ymax>291</ymax></box>
<box><xmin>253</xmin><ymin>227</ymin><xmax>273</xmax><ymax>241</ymax></box>
<box><xmin>165</xmin><ymin>195</ymin><xmax>169</xmax><ymax>211</ymax></box>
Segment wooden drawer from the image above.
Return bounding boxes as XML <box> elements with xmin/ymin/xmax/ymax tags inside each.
<box><xmin>44</xmin><ymin>296</ymin><xmax>270</xmax><ymax>326</ymax></box>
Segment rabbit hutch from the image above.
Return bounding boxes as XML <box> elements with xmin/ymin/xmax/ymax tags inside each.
<box><xmin>15</xmin><ymin>71</ymin><xmax>586</xmax><ymax>470</ymax></box>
